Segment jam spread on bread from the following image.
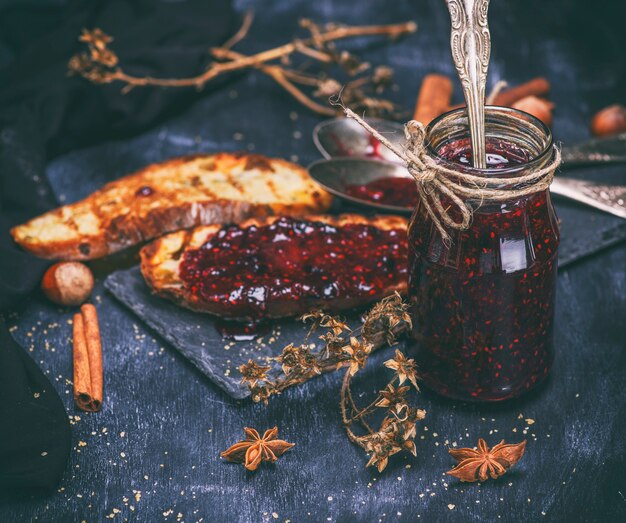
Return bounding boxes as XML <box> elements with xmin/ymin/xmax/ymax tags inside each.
<box><xmin>179</xmin><ymin>216</ymin><xmax>408</xmax><ymax>319</ymax></box>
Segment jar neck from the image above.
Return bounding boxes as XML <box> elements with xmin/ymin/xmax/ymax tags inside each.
<box><xmin>424</xmin><ymin>106</ymin><xmax>554</xmax><ymax>188</ymax></box>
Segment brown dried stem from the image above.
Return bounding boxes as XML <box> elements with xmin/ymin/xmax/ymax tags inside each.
<box><xmin>210</xmin><ymin>20</ymin><xmax>416</xmax><ymax>76</ymax></box>
<box><xmin>221</xmin><ymin>10</ymin><xmax>255</xmax><ymax>50</ymax></box>
<box><xmin>213</xmin><ymin>48</ymin><xmax>337</xmax><ymax>116</ymax></box>
<box><xmin>69</xmin><ymin>18</ymin><xmax>416</xmax><ymax>116</ymax></box>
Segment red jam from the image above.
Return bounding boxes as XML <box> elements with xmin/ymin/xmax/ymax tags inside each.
<box><xmin>365</xmin><ymin>135</ymin><xmax>385</xmax><ymax>159</ymax></box>
<box><xmin>345</xmin><ymin>177</ymin><xmax>419</xmax><ymax>208</ymax></box>
<box><xmin>215</xmin><ymin>319</ymin><xmax>271</xmax><ymax>341</ymax></box>
<box><xmin>438</xmin><ymin>137</ymin><xmax>530</xmax><ymax>168</ymax></box>
<box><xmin>408</xmin><ymin>138</ymin><xmax>559</xmax><ymax>402</ymax></box>
<box><xmin>179</xmin><ymin>216</ymin><xmax>408</xmax><ymax>321</ymax></box>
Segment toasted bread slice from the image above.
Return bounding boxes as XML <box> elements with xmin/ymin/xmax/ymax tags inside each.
<box><xmin>140</xmin><ymin>214</ymin><xmax>408</xmax><ymax>320</ymax></box>
<box><xmin>11</xmin><ymin>153</ymin><xmax>333</xmax><ymax>260</ymax></box>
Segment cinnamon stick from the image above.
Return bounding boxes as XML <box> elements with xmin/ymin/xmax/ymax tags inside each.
<box><xmin>413</xmin><ymin>74</ymin><xmax>453</xmax><ymax>125</ymax></box>
<box><xmin>73</xmin><ymin>313</ymin><xmax>93</xmax><ymax>411</ymax></box>
<box><xmin>72</xmin><ymin>304</ymin><xmax>103</xmax><ymax>412</ymax></box>
<box><xmin>492</xmin><ymin>77</ymin><xmax>550</xmax><ymax>107</ymax></box>
<box><xmin>448</xmin><ymin>77</ymin><xmax>552</xmax><ymax>112</ymax></box>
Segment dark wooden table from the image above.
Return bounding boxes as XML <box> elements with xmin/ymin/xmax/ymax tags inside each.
<box><xmin>1</xmin><ymin>1</ymin><xmax>625</xmax><ymax>521</ymax></box>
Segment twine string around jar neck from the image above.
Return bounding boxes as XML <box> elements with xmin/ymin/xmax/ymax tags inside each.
<box><xmin>342</xmin><ymin>107</ymin><xmax>561</xmax><ymax>244</ymax></box>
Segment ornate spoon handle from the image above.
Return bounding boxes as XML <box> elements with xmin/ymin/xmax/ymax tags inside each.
<box><xmin>446</xmin><ymin>0</ymin><xmax>491</xmax><ymax>168</ymax></box>
<box><xmin>551</xmin><ymin>177</ymin><xmax>626</xmax><ymax>220</ymax></box>
<box><xmin>561</xmin><ymin>133</ymin><xmax>626</xmax><ymax>167</ymax></box>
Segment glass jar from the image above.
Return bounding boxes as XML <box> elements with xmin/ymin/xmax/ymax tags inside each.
<box><xmin>407</xmin><ymin>107</ymin><xmax>559</xmax><ymax>402</ymax></box>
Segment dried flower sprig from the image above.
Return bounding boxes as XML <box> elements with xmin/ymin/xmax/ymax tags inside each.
<box><xmin>239</xmin><ymin>293</ymin><xmax>426</xmax><ymax>471</ymax></box>
<box><xmin>240</xmin><ymin>292</ymin><xmax>411</xmax><ymax>402</ymax></box>
<box><xmin>340</xmin><ymin>348</ymin><xmax>426</xmax><ymax>472</ymax></box>
<box><xmin>68</xmin><ymin>12</ymin><xmax>416</xmax><ymax>117</ymax></box>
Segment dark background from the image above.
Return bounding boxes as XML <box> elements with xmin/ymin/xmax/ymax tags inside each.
<box><xmin>1</xmin><ymin>0</ymin><xmax>626</xmax><ymax>521</ymax></box>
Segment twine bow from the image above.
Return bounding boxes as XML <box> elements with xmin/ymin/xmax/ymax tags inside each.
<box><xmin>343</xmin><ymin>108</ymin><xmax>561</xmax><ymax>243</ymax></box>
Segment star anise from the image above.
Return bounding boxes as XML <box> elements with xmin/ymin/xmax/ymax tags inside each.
<box><xmin>446</xmin><ymin>438</ymin><xmax>526</xmax><ymax>482</ymax></box>
<box><xmin>277</xmin><ymin>343</ymin><xmax>320</xmax><ymax>375</ymax></box>
<box><xmin>302</xmin><ymin>311</ymin><xmax>350</xmax><ymax>335</ymax></box>
<box><xmin>220</xmin><ymin>427</ymin><xmax>294</xmax><ymax>471</ymax></box>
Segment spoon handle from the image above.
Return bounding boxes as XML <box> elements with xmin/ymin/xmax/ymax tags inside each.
<box><xmin>551</xmin><ymin>177</ymin><xmax>626</xmax><ymax>219</ymax></box>
<box><xmin>561</xmin><ymin>133</ymin><xmax>626</xmax><ymax>167</ymax></box>
<box><xmin>446</xmin><ymin>0</ymin><xmax>491</xmax><ymax>168</ymax></box>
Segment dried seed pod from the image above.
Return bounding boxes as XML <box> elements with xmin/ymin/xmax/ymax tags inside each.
<box><xmin>41</xmin><ymin>262</ymin><xmax>94</xmax><ymax>306</ymax></box>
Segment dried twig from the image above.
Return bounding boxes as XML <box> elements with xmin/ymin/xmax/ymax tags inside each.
<box><xmin>69</xmin><ymin>17</ymin><xmax>416</xmax><ymax>116</ymax></box>
<box><xmin>221</xmin><ymin>10</ymin><xmax>255</xmax><ymax>50</ymax></box>
<box><xmin>213</xmin><ymin>48</ymin><xmax>337</xmax><ymax>115</ymax></box>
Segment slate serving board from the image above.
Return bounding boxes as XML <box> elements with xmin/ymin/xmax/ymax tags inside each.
<box><xmin>104</xmin><ymin>267</ymin><xmax>324</xmax><ymax>399</ymax></box>
<box><xmin>103</xmin><ymin>187</ymin><xmax>626</xmax><ymax>399</ymax></box>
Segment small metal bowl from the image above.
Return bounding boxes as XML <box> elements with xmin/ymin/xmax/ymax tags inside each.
<box><xmin>313</xmin><ymin>117</ymin><xmax>405</xmax><ymax>163</ymax></box>
<box><xmin>307</xmin><ymin>157</ymin><xmax>414</xmax><ymax>214</ymax></box>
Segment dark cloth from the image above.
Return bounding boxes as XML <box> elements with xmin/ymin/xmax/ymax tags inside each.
<box><xmin>0</xmin><ymin>0</ymin><xmax>239</xmax><ymax>490</ymax></box>
<box><xmin>0</xmin><ymin>318</ymin><xmax>71</xmax><ymax>490</ymax></box>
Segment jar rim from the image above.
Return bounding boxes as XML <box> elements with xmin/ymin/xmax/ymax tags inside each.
<box><xmin>425</xmin><ymin>106</ymin><xmax>554</xmax><ymax>176</ymax></box>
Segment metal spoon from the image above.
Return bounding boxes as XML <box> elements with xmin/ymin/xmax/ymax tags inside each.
<box><xmin>308</xmin><ymin>156</ymin><xmax>626</xmax><ymax>220</ymax></box>
<box><xmin>308</xmin><ymin>158</ymin><xmax>413</xmax><ymax>214</ymax></box>
<box><xmin>560</xmin><ymin>132</ymin><xmax>626</xmax><ymax>166</ymax></box>
<box><xmin>313</xmin><ymin>117</ymin><xmax>626</xmax><ymax>168</ymax></box>
<box><xmin>550</xmin><ymin>177</ymin><xmax>626</xmax><ymax>219</ymax></box>
<box><xmin>313</xmin><ymin>118</ymin><xmax>406</xmax><ymax>163</ymax></box>
<box><xmin>312</xmin><ymin>118</ymin><xmax>403</xmax><ymax>164</ymax></box>
<box><xmin>446</xmin><ymin>0</ymin><xmax>491</xmax><ymax>168</ymax></box>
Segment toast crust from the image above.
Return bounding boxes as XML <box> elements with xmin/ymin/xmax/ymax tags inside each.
<box><xmin>11</xmin><ymin>153</ymin><xmax>333</xmax><ymax>260</ymax></box>
<box><xmin>140</xmin><ymin>214</ymin><xmax>409</xmax><ymax>320</ymax></box>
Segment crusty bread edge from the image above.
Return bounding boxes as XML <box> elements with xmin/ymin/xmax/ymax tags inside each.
<box><xmin>11</xmin><ymin>153</ymin><xmax>333</xmax><ymax>261</ymax></box>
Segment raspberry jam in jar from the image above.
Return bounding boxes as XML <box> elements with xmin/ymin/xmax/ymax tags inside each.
<box><xmin>408</xmin><ymin>107</ymin><xmax>559</xmax><ymax>402</ymax></box>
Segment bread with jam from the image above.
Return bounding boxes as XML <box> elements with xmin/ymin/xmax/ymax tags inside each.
<box><xmin>140</xmin><ymin>214</ymin><xmax>408</xmax><ymax>320</ymax></box>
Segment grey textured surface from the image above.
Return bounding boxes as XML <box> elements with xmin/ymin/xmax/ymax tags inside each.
<box><xmin>1</xmin><ymin>0</ymin><xmax>626</xmax><ymax>521</ymax></box>
<box><xmin>104</xmin><ymin>267</ymin><xmax>254</xmax><ymax>399</ymax></box>
<box><xmin>104</xmin><ymin>267</ymin><xmax>369</xmax><ymax>400</ymax></box>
